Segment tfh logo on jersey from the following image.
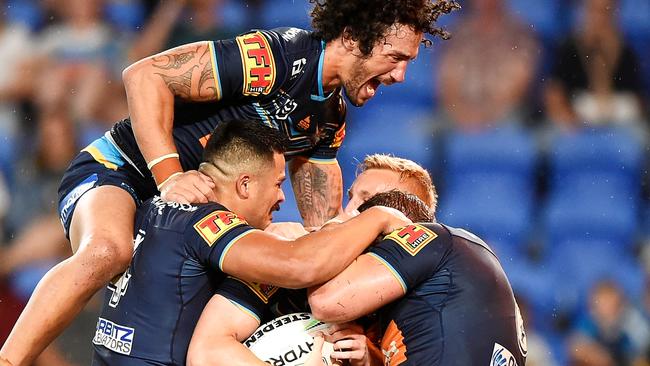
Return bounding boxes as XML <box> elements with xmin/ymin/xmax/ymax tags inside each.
<box><xmin>194</xmin><ymin>210</ymin><xmax>247</xmax><ymax>246</ymax></box>
<box><xmin>385</xmin><ymin>224</ymin><xmax>437</xmax><ymax>256</ymax></box>
<box><xmin>237</xmin><ymin>31</ymin><xmax>276</xmax><ymax>96</ymax></box>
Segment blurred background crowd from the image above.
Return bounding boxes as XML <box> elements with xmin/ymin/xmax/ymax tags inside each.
<box><xmin>0</xmin><ymin>0</ymin><xmax>648</xmax><ymax>365</ymax></box>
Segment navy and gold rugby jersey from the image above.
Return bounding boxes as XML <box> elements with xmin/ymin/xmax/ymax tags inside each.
<box><xmin>110</xmin><ymin>27</ymin><xmax>346</xmax><ymax>181</ymax></box>
<box><xmin>91</xmin><ymin>197</ymin><xmax>279</xmax><ymax>365</ymax></box>
<box><xmin>367</xmin><ymin>223</ymin><xmax>527</xmax><ymax>366</ymax></box>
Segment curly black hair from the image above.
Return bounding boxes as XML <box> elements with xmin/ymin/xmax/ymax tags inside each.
<box><xmin>310</xmin><ymin>0</ymin><xmax>460</xmax><ymax>56</ymax></box>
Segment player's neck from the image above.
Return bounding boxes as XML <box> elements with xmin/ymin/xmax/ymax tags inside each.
<box><xmin>321</xmin><ymin>40</ymin><xmax>345</xmax><ymax>92</ymax></box>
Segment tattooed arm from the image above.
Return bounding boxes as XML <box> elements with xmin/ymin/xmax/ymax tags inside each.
<box><xmin>289</xmin><ymin>157</ymin><xmax>343</xmax><ymax>229</ymax></box>
<box><xmin>122</xmin><ymin>41</ymin><xmax>217</xmax><ymax>186</ymax></box>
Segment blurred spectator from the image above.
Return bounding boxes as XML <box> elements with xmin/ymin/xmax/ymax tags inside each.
<box><xmin>0</xmin><ymin>5</ymin><xmax>37</xmax><ymax>184</ymax></box>
<box><xmin>544</xmin><ymin>0</ymin><xmax>646</xmax><ymax>129</ymax></box>
<box><xmin>0</xmin><ymin>113</ymin><xmax>78</xmax><ymax>365</ymax></box>
<box><xmin>128</xmin><ymin>0</ymin><xmax>237</xmax><ymax>63</ymax></box>
<box><xmin>569</xmin><ymin>280</ymin><xmax>646</xmax><ymax>366</ymax></box>
<box><xmin>2</xmin><ymin>112</ymin><xmax>75</xmax><ymax>283</ymax></box>
<box><xmin>35</xmin><ymin>0</ymin><xmax>128</xmax><ymax>142</ymax></box>
<box><xmin>517</xmin><ymin>295</ymin><xmax>558</xmax><ymax>366</ymax></box>
<box><xmin>437</xmin><ymin>0</ymin><xmax>540</xmax><ymax>130</ymax></box>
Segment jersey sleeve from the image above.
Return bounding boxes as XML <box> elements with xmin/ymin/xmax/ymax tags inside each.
<box><xmin>300</xmin><ymin>96</ymin><xmax>347</xmax><ymax>162</ymax></box>
<box><xmin>367</xmin><ymin>224</ymin><xmax>449</xmax><ymax>293</ymax></box>
<box><xmin>210</xmin><ymin>30</ymin><xmax>289</xmax><ymax>101</ymax></box>
<box><xmin>216</xmin><ymin>276</ymin><xmax>279</xmax><ymax>323</ymax></box>
<box><xmin>185</xmin><ymin>208</ymin><xmax>257</xmax><ymax>272</ymax></box>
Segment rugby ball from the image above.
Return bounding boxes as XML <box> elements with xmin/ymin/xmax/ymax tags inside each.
<box><xmin>245</xmin><ymin>312</ymin><xmax>335</xmax><ymax>365</ymax></box>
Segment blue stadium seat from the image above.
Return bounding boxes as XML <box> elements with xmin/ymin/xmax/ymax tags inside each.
<box><xmin>340</xmin><ymin>103</ymin><xmax>436</xmax><ymax>189</ymax></box>
<box><xmin>548</xmin><ymin>126</ymin><xmax>645</xmax><ymax>199</ymax></box>
<box><xmin>619</xmin><ymin>0</ymin><xmax>650</xmax><ymax>39</ymax></box>
<box><xmin>104</xmin><ymin>1</ymin><xmax>146</xmax><ymax>32</ymax></box>
<box><xmin>5</xmin><ymin>0</ymin><xmax>42</xmax><ymax>31</ymax></box>
<box><xmin>375</xmin><ymin>50</ymin><xmax>439</xmax><ymax>108</ymax></box>
<box><xmin>259</xmin><ymin>0</ymin><xmax>313</xmax><ymax>30</ymax></box>
<box><xmin>545</xmin><ymin>240</ymin><xmax>643</xmax><ymax>316</ymax></box>
<box><xmin>544</xmin><ymin>126</ymin><xmax>644</xmax><ymax>248</ymax></box>
<box><xmin>543</xmin><ymin>187</ymin><xmax>639</xmax><ymax>247</ymax></box>
<box><xmin>437</xmin><ymin>124</ymin><xmax>539</xmax><ymax>255</ymax></box>
<box><xmin>506</xmin><ymin>0</ymin><xmax>568</xmax><ymax>42</ymax></box>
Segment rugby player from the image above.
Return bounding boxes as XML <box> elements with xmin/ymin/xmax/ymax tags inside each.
<box><xmin>309</xmin><ymin>191</ymin><xmax>527</xmax><ymax>366</ymax></box>
<box><xmin>0</xmin><ymin>1</ymin><xmax>458</xmax><ymax>365</ymax></box>
<box><xmin>185</xmin><ymin>155</ymin><xmax>438</xmax><ymax>365</ymax></box>
<box><xmin>89</xmin><ymin>119</ymin><xmax>411</xmax><ymax>365</ymax></box>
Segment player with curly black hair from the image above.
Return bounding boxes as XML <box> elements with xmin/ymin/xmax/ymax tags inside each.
<box><xmin>0</xmin><ymin>2</ymin><xmax>458</xmax><ymax>365</ymax></box>
<box><xmin>310</xmin><ymin>0</ymin><xmax>459</xmax><ymax>106</ymax></box>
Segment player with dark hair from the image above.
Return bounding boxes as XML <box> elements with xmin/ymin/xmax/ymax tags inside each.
<box><xmin>309</xmin><ymin>190</ymin><xmax>527</xmax><ymax>365</ymax></box>
<box><xmin>358</xmin><ymin>190</ymin><xmax>433</xmax><ymax>223</ymax></box>
<box><xmin>89</xmin><ymin>119</ymin><xmax>410</xmax><ymax>365</ymax></box>
<box><xmin>0</xmin><ymin>1</ymin><xmax>459</xmax><ymax>365</ymax></box>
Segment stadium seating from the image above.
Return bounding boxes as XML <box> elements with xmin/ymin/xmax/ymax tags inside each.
<box><xmin>437</xmin><ymin>124</ymin><xmax>539</xmax><ymax>258</ymax></box>
<box><xmin>259</xmin><ymin>0</ymin><xmax>313</xmax><ymax>30</ymax></box>
<box><xmin>544</xmin><ymin>126</ymin><xmax>644</xmax><ymax>248</ymax></box>
<box><xmin>340</xmin><ymin>103</ymin><xmax>437</xmax><ymax>190</ymax></box>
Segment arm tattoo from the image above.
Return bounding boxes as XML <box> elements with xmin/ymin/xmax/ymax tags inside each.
<box><xmin>155</xmin><ymin>66</ymin><xmax>196</xmax><ymax>99</ymax></box>
<box><xmin>199</xmin><ymin>56</ymin><xmax>218</xmax><ymax>99</ymax></box>
<box><xmin>291</xmin><ymin>162</ymin><xmax>342</xmax><ymax>227</ymax></box>
<box><xmin>152</xmin><ymin>44</ymin><xmax>218</xmax><ymax>101</ymax></box>
<box><xmin>152</xmin><ymin>47</ymin><xmax>198</xmax><ymax>70</ymax></box>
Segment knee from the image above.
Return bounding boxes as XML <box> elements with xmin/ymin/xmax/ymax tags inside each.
<box><xmin>74</xmin><ymin>237</ymin><xmax>133</xmax><ymax>283</ymax></box>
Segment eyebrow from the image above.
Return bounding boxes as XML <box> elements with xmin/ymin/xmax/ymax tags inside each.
<box><xmin>389</xmin><ymin>51</ymin><xmax>416</xmax><ymax>61</ymax></box>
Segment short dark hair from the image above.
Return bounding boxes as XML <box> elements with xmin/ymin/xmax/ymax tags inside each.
<box><xmin>202</xmin><ymin>119</ymin><xmax>288</xmax><ymax>168</ymax></box>
<box><xmin>358</xmin><ymin>190</ymin><xmax>434</xmax><ymax>222</ymax></box>
<box><xmin>310</xmin><ymin>0</ymin><xmax>460</xmax><ymax>56</ymax></box>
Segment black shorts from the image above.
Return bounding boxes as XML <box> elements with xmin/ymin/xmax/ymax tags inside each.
<box><xmin>57</xmin><ymin>133</ymin><xmax>156</xmax><ymax>238</ymax></box>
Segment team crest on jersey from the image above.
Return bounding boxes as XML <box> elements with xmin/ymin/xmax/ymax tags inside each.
<box><xmin>490</xmin><ymin>343</ymin><xmax>519</xmax><ymax>366</ymax></box>
<box><xmin>237</xmin><ymin>31</ymin><xmax>276</xmax><ymax>96</ymax></box>
<box><xmin>385</xmin><ymin>224</ymin><xmax>437</xmax><ymax>256</ymax></box>
<box><xmin>194</xmin><ymin>210</ymin><xmax>247</xmax><ymax>246</ymax></box>
<box><xmin>231</xmin><ymin>277</ymin><xmax>279</xmax><ymax>304</ymax></box>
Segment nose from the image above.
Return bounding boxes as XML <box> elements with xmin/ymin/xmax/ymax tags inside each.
<box><xmin>390</xmin><ymin>61</ymin><xmax>408</xmax><ymax>83</ymax></box>
<box><xmin>278</xmin><ymin>189</ymin><xmax>286</xmax><ymax>204</ymax></box>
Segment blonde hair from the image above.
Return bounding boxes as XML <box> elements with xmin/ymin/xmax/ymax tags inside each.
<box><xmin>359</xmin><ymin>154</ymin><xmax>438</xmax><ymax>213</ymax></box>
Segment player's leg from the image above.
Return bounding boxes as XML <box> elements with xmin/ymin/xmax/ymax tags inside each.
<box><xmin>0</xmin><ymin>186</ymin><xmax>136</xmax><ymax>366</ymax></box>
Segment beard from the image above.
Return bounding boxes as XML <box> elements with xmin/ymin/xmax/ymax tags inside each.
<box><xmin>342</xmin><ymin>57</ymin><xmax>373</xmax><ymax>107</ymax></box>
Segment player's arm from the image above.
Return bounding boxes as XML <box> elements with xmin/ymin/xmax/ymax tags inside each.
<box><xmin>122</xmin><ymin>41</ymin><xmax>218</xmax><ymax>198</ymax></box>
<box><xmin>308</xmin><ymin>254</ymin><xmax>404</xmax><ymax>323</ymax></box>
<box><xmin>289</xmin><ymin>157</ymin><xmax>343</xmax><ymax>229</ymax></box>
<box><xmin>187</xmin><ymin>294</ymin><xmax>266</xmax><ymax>366</ymax></box>
<box><xmin>309</xmin><ymin>224</ymin><xmax>444</xmax><ymax>323</ymax></box>
<box><xmin>221</xmin><ymin>206</ymin><xmax>409</xmax><ymax>289</ymax></box>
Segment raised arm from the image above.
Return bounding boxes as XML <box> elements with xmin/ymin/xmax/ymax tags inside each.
<box><xmin>289</xmin><ymin>157</ymin><xmax>343</xmax><ymax>229</ymax></box>
<box><xmin>122</xmin><ymin>41</ymin><xmax>217</xmax><ymax>188</ymax></box>
<box><xmin>221</xmin><ymin>206</ymin><xmax>409</xmax><ymax>289</ymax></box>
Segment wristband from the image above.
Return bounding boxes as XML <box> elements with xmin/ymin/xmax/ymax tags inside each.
<box><xmin>147</xmin><ymin>153</ymin><xmax>180</xmax><ymax>170</ymax></box>
<box><xmin>156</xmin><ymin>172</ymin><xmax>182</xmax><ymax>190</ymax></box>
<box><xmin>147</xmin><ymin>153</ymin><xmax>182</xmax><ymax>187</ymax></box>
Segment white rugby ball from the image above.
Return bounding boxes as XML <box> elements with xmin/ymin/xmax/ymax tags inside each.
<box><xmin>245</xmin><ymin>312</ymin><xmax>335</xmax><ymax>365</ymax></box>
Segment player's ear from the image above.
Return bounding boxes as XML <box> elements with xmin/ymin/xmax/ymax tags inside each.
<box><xmin>236</xmin><ymin>174</ymin><xmax>251</xmax><ymax>199</ymax></box>
<box><xmin>341</xmin><ymin>27</ymin><xmax>357</xmax><ymax>51</ymax></box>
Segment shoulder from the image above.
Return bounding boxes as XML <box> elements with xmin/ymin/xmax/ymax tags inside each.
<box><xmin>440</xmin><ymin>223</ymin><xmax>496</xmax><ymax>256</ymax></box>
